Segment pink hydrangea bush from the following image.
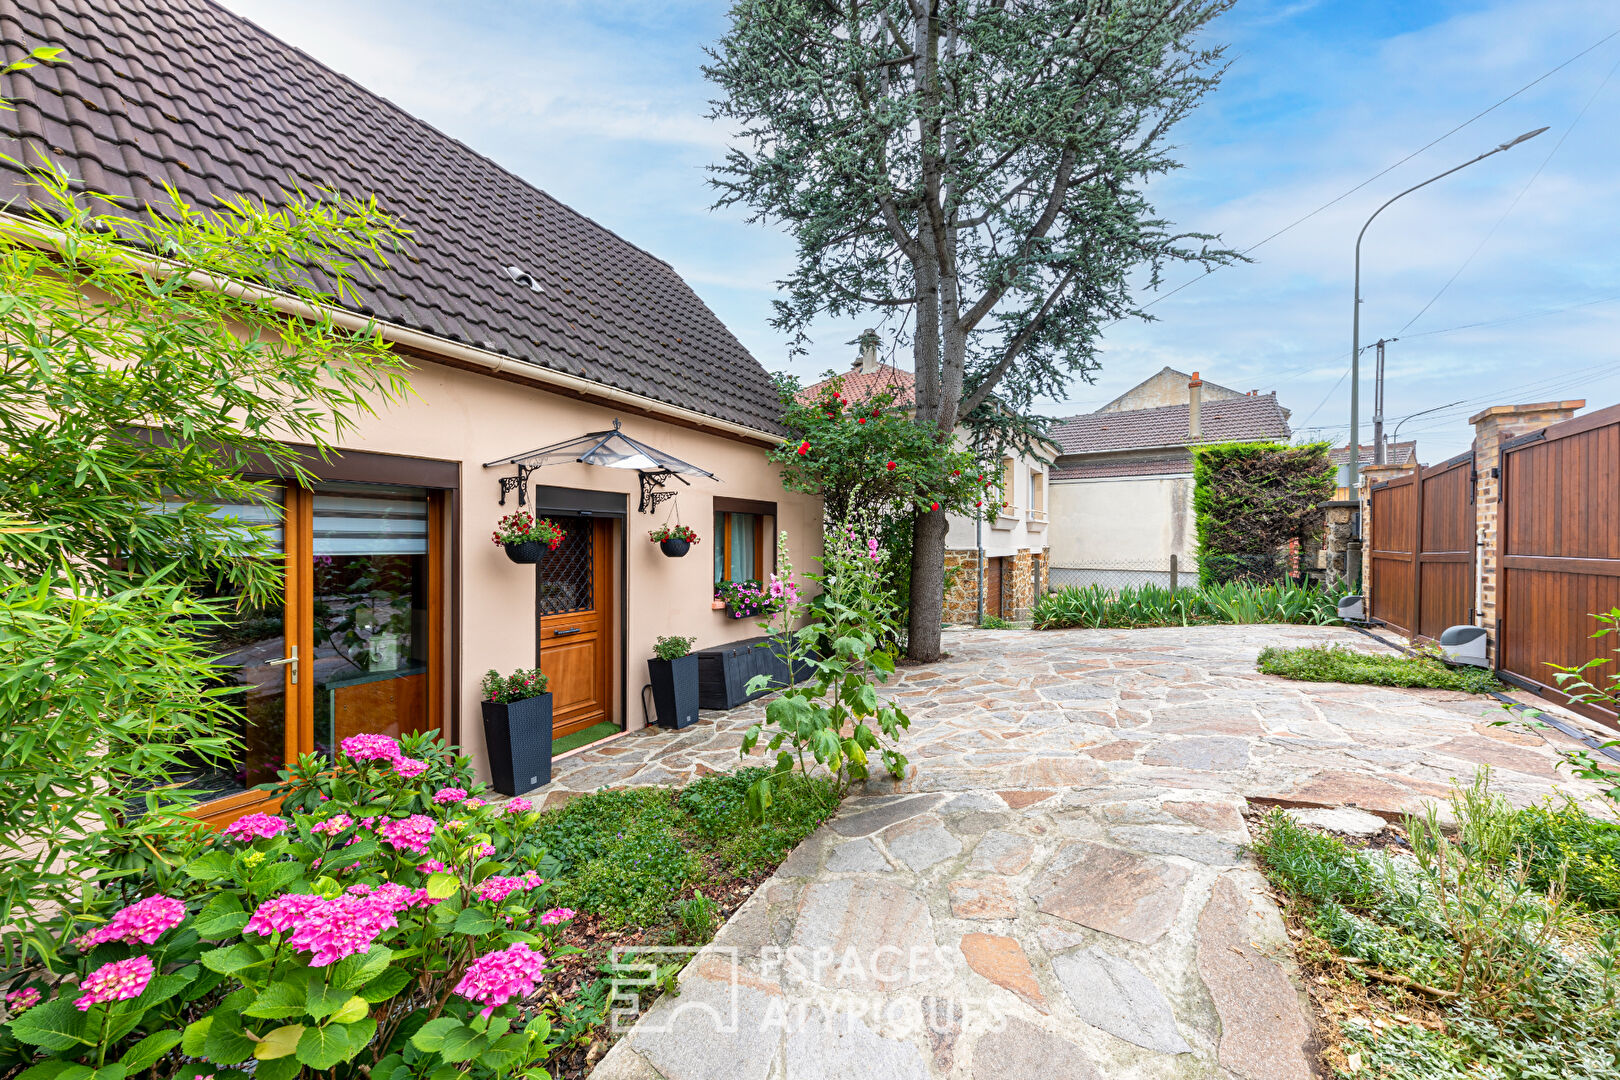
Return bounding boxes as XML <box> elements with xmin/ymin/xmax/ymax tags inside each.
<box><xmin>8</xmin><ymin>729</ymin><xmax>568</xmax><ymax>1078</ymax></box>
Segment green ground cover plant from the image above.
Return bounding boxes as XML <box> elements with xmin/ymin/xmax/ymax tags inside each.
<box><xmin>1254</xmin><ymin>773</ymin><xmax>1620</xmax><ymax>1080</ymax></box>
<box><xmin>1033</xmin><ymin>580</ymin><xmax>1343</xmax><ymax>630</ymax></box>
<box><xmin>1257</xmin><ymin>644</ymin><xmax>1505</xmax><ymax>694</ymax></box>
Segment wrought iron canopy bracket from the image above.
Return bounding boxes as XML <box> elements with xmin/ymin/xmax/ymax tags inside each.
<box><xmin>497</xmin><ymin>463</ymin><xmax>538</xmax><ymax>507</ymax></box>
<box><xmin>638</xmin><ymin>469</ymin><xmax>688</xmax><ymax>514</ymax></box>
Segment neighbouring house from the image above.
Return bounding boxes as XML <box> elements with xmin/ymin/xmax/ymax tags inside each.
<box><xmin>0</xmin><ymin>0</ymin><xmax>821</xmax><ymax>820</ymax></box>
<box><xmin>1328</xmin><ymin>440</ymin><xmax>1418</xmax><ymax>500</ymax></box>
<box><xmin>1047</xmin><ymin>371</ymin><xmax>1292</xmax><ymax>587</ymax></box>
<box><xmin>798</xmin><ymin>340</ymin><xmax>1056</xmax><ymax>623</ymax></box>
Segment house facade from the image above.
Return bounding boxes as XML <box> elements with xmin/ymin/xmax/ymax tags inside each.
<box><xmin>1047</xmin><ymin>372</ymin><xmax>1292</xmax><ymax>588</ymax></box>
<box><xmin>799</xmin><ymin>343</ymin><xmax>1053</xmax><ymax>623</ymax></box>
<box><xmin>0</xmin><ymin>0</ymin><xmax>819</xmax><ymax>821</ymax></box>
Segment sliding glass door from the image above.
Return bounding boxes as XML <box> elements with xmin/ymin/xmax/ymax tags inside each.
<box><xmin>196</xmin><ymin>481</ymin><xmax>441</xmax><ymax>825</ymax></box>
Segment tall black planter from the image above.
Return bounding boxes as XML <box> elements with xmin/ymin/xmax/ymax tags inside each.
<box><xmin>659</xmin><ymin>537</ymin><xmax>690</xmax><ymax>558</ymax></box>
<box><xmin>481</xmin><ymin>692</ymin><xmax>553</xmax><ymax>795</ymax></box>
<box><xmin>647</xmin><ymin>654</ymin><xmax>699</xmax><ymax>728</ymax></box>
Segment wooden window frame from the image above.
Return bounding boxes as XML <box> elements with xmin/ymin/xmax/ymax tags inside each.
<box><xmin>715</xmin><ymin>511</ymin><xmax>767</xmax><ymax>584</ymax></box>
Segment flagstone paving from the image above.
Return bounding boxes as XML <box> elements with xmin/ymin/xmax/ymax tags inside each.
<box><xmin>563</xmin><ymin>625</ymin><xmax>1610</xmax><ymax>1079</ymax></box>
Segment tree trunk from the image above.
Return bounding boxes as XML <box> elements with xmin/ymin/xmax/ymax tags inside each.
<box><xmin>907</xmin><ymin>507</ymin><xmax>949</xmax><ymax>662</ymax></box>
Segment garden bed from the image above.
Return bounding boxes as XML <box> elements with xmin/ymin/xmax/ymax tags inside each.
<box><xmin>1257</xmin><ymin>644</ymin><xmax>1505</xmax><ymax>694</ymax></box>
<box><xmin>515</xmin><ymin>768</ymin><xmax>839</xmax><ymax>1077</ymax></box>
<box><xmin>1252</xmin><ymin>775</ymin><xmax>1620</xmax><ymax>1080</ymax></box>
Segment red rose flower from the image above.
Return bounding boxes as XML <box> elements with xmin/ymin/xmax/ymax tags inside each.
<box><xmin>797</xmin><ymin>441</ymin><xmax>811</xmax><ymax>456</ymax></box>
<box><xmin>858</xmin><ymin>418</ymin><xmax>866</xmax><ymax>424</ymax></box>
<box><xmin>886</xmin><ymin>461</ymin><xmax>896</xmax><ymax>470</ymax></box>
<box><xmin>930</xmin><ymin>502</ymin><xmax>940</xmax><ymax>511</ymax></box>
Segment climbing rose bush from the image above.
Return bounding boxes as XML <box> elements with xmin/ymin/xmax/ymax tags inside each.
<box><xmin>0</xmin><ymin>731</ymin><xmax>575</xmax><ymax>1079</ymax></box>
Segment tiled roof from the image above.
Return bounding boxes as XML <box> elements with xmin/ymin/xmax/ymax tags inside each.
<box><xmin>1329</xmin><ymin>441</ymin><xmax>1417</xmax><ymax>467</ymax></box>
<box><xmin>0</xmin><ymin>0</ymin><xmax>785</xmax><ymax>435</ymax></box>
<box><xmin>1049</xmin><ymin>394</ymin><xmax>1290</xmax><ymax>455</ymax></box>
<box><xmin>798</xmin><ymin>364</ymin><xmax>916</xmax><ymax>407</ymax></box>
<box><xmin>1051</xmin><ymin>454</ymin><xmax>1192</xmax><ymax>480</ymax></box>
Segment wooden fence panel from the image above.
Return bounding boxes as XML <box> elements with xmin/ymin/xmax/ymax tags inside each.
<box><xmin>1499</xmin><ymin>405</ymin><xmax>1620</xmax><ymax>729</ymax></box>
<box><xmin>1416</xmin><ymin>453</ymin><xmax>1475</xmax><ymax>642</ymax></box>
<box><xmin>1369</xmin><ymin>472</ymin><xmax>1418</xmax><ymax>636</ymax></box>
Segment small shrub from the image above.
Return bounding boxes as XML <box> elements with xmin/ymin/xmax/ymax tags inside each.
<box><xmin>1511</xmin><ymin>798</ymin><xmax>1620</xmax><ymax>914</ymax></box>
<box><xmin>1257</xmin><ymin>644</ymin><xmax>1504</xmax><ymax>693</ymax></box>
<box><xmin>673</xmin><ymin>891</ymin><xmax>719</xmax><ymax>943</ymax></box>
<box><xmin>652</xmin><ymin>635</ymin><xmax>695</xmax><ymax>660</ymax></box>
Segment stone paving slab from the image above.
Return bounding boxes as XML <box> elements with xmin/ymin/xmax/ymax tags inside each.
<box><xmin>580</xmin><ymin>625</ymin><xmax>1609</xmax><ymax>1079</ymax></box>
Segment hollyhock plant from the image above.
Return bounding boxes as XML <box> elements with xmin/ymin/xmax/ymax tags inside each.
<box><xmin>453</xmin><ymin>942</ymin><xmax>546</xmax><ymax>1017</ymax></box>
<box><xmin>74</xmin><ymin>955</ymin><xmax>153</xmax><ymax>1011</ymax></box>
<box><xmin>74</xmin><ymin>894</ymin><xmax>185</xmax><ymax>948</ymax></box>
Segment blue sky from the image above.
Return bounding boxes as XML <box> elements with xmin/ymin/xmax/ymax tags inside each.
<box><xmin>221</xmin><ymin>0</ymin><xmax>1620</xmax><ymax>459</ymax></box>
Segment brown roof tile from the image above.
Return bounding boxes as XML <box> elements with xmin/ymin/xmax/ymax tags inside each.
<box><xmin>1049</xmin><ymin>395</ymin><xmax>1290</xmax><ymax>455</ymax></box>
<box><xmin>797</xmin><ymin>364</ymin><xmax>916</xmax><ymax>407</ymax></box>
<box><xmin>0</xmin><ymin>0</ymin><xmax>786</xmax><ymax>434</ymax></box>
<box><xmin>1329</xmin><ymin>441</ymin><xmax>1417</xmax><ymax>467</ymax></box>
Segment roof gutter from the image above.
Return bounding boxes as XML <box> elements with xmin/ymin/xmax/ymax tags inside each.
<box><xmin>0</xmin><ymin>210</ymin><xmax>783</xmax><ymax>447</ymax></box>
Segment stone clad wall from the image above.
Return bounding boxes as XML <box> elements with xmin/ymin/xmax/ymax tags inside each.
<box><xmin>943</xmin><ymin>548</ymin><xmax>980</xmax><ymax>625</ymax></box>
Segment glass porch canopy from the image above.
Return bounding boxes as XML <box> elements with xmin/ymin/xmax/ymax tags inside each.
<box><xmin>483</xmin><ymin>418</ymin><xmax>717</xmax><ymax>509</ymax></box>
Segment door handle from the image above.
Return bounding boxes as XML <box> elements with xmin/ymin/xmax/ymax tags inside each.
<box><xmin>266</xmin><ymin>646</ymin><xmax>299</xmax><ymax>684</ymax></box>
<box><xmin>552</xmin><ymin>628</ymin><xmax>582</xmax><ymax>637</ymax></box>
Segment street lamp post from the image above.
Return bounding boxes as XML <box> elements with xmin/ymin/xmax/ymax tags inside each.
<box><xmin>1347</xmin><ymin>127</ymin><xmax>1547</xmax><ymax>547</ymax></box>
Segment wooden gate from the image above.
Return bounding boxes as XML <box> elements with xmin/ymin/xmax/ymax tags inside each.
<box><xmin>1369</xmin><ymin>452</ymin><xmax>1475</xmax><ymax>642</ymax></box>
<box><xmin>1498</xmin><ymin>405</ymin><xmax>1620</xmax><ymax>728</ymax></box>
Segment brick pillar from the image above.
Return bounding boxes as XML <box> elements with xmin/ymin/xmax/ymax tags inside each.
<box><xmin>942</xmin><ymin>548</ymin><xmax>981</xmax><ymax>626</ymax></box>
<box><xmin>1357</xmin><ymin>461</ymin><xmax>1416</xmax><ymax>608</ymax></box>
<box><xmin>1470</xmin><ymin>400</ymin><xmax>1584</xmax><ymax>664</ymax></box>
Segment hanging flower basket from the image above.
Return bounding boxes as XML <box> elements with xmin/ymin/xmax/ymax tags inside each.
<box><xmin>648</xmin><ymin>523</ymin><xmax>700</xmax><ymax>559</ymax></box>
<box><xmin>493</xmin><ymin>510</ymin><xmax>563</xmax><ymax>564</ymax></box>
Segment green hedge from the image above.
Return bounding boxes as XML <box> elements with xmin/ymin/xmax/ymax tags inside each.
<box><xmin>1192</xmin><ymin>441</ymin><xmax>1333</xmax><ymax>586</ymax></box>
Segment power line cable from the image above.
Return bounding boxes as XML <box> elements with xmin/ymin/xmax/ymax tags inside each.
<box><xmin>1394</xmin><ymin>52</ymin><xmax>1620</xmax><ymax>335</ymax></box>
<box><xmin>1134</xmin><ymin>26</ymin><xmax>1620</xmax><ymax>314</ymax></box>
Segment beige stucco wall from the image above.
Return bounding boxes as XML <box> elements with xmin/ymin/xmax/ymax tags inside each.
<box><xmin>1047</xmin><ymin>474</ymin><xmax>1195</xmax><ymax>568</ymax></box>
<box><xmin>1096</xmin><ymin>368</ymin><xmax>1246</xmax><ymax>413</ymax></box>
<box><xmin>327</xmin><ymin>357</ymin><xmax>821</xmax><ymax>777</ymax></box>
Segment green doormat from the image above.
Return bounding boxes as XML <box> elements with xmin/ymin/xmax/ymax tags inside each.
<box><xmin>552</xmin><ymin>720</ymin><xmax>621</xmax><ymax>757</ymax></box>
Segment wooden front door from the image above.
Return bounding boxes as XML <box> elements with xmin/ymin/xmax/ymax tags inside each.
<box><xmin>538</xmin><ymin>516</ymin><xmax>614</xmax><ymax>738</ymax></box>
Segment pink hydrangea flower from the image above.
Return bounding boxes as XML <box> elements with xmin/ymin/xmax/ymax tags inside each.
<box><xmin>453</xmin><ymin>942</ymin><xmax>545</xmax><ymax>1017</ymax></box>
<box><xmin>311</xmin><ymin>813</ymin><xmax>353</xmax><ymax>837</ymax></box>
<box><xmin>5</xmin><ymin>987</ymin><xmax>41</xmax><ymax>1012</ymax></box>
<box><xmin>340</xmin><ymin>733</ymin><xmax>403</xmax><ymax>765</ymax></box>
<box><xmin>74</xmin><ymin>894</ymin><xmax>185</xmax><ymax>949</ymax></box>
<box><xmin>472</xmin><ymin>842</ymin><xmax>496</xmax><ymax>859</ymax></box>
<box><xmin>503</xmin><ymin>798</ymin><xmax>532</xmax><ymax>814</ymax></box>
<box><xmin>395</xmin><ymin>757</ymin><xmax>429</xmax><ymax>779</ymax></box>
<box><xmin>540</xmin><ymin>907</ymin><xmax>576</xmax><ymax>926</ymax></box>
<box><xmin>222</xmin><ymin>813</ymin><xmax>289</xmax><ymax>842</ymax></box>
<box><xmin>75</xmin><ymin>955</ymin><xmax>154</xmax><ymax>1011</ymax></box>
<box><xmin>464</xmin><ymin>798</ymin><xmax>486</xmax><ymax>810</ymax></box>
<box><xmin>244</xmin><ymin>893</ymin><xmax>326</xmax><ymax>937</ymax></box>
<box><xmin>418</xmin><ymin>859</ymin><xmax>451</xmax><ymax>875</ymax></box>
<box><xmin>475</xmin><ymin>871</ymin><xmax>544</xmax><ymax>904</ymax></box>
<box><xmin>285</xmin><ymin>893</ymin><xmax>400</xmax><ymax>967</ymax></box>
<box><xmin>432</xmin><ymin>787</ymin><xmax>468</xmax><ymax>805</ymax></box>
<box><xmin>379</xmin><ymin>815</ymin><xmax>435</xmax><ymax>856</ymax></box>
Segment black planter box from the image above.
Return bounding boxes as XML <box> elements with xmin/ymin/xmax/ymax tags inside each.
<box><xmin>647</xmin><ymin>653</ymin><xmax>700</xmax><ymax>728</ymax></box>
<box><xmin>695</xmin><ymin>635</ymin><xmax>815</xmax><ymax>710</ymax></box>
<box><xmin>481</xmin><ymin>693</ymin><xmax>553</xmax><ymax>795</ymax></box>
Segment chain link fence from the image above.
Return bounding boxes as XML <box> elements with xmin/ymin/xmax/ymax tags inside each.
<box><xmin>1046</xmin><ymin>557</ymin><xmax>1197</xmax><ymax>593</ymax></box>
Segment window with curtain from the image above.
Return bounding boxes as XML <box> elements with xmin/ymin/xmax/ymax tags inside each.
<box><xmin>1030</xmin><ymin>470</ymin><xmax>1045</xmax><ymax>514</ymax></box>
<box><xmin>713</xmin><ymin>511</ymin><xmax>764</xmax><ymax>584</ymax></box>
<box><xmin>1001</xmin><ymin>457</ymin><xmax>1016</xmax><ymax>509</ymax></box>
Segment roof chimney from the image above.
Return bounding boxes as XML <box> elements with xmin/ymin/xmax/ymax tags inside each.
<box><xmin>1188</xmin><ymin>371</ymin><xmax>1203</xmax><ymax>440</ymax></box>
<box><xmin>858</xmin><ymin>330</ymin><xmax>880</xmax><ymax>375</ymax></box>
